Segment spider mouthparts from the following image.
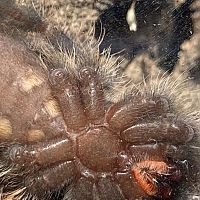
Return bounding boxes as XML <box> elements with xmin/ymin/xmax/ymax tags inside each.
<box><xmin>132</xmin><ymin>160</ymin><xmax>181</xmax><ymax>199</ymax></box>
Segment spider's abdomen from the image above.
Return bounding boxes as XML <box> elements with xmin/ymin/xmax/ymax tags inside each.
<box><xmin>0</xmin><ymin>33</ymin><xmax>51</xmax><ymax>142</ymax></box>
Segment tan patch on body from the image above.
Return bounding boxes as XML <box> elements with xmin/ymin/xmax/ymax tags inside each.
<box><xmin>43</xmin><ymin>98</ymin><xmax>61</xmax><ymax>118</ymax></box>
<box><xmin>0</xmin><ymin>117</ymin><xmax>12</xmax><ymax>139</ymax></box>
<box><xmin>27</xmin><ymin>129</ymin><xmax>45</xmax><ymax>142</ymax></box>
<box><xmin>19</xmin><ymin>69</ymin><xmax>44</xmax><ymax>92</ymax></box>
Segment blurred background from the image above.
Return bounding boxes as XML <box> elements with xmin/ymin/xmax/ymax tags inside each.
<box><xmin>16</xmin><ymin>0</ymin><xmax>200</xmax><ymax>111</ymax></box>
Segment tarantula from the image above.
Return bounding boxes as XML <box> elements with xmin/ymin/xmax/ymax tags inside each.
<box><xmin>0</xmin><ymin>1</ymin><xmax>198</xmax><ymax>200</ymax></box>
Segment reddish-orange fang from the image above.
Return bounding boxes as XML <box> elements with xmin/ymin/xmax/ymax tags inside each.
<box><xmin>132</xmin><ymin>160</ymin><xmax>181</xmax><ymax>199</ymax></box>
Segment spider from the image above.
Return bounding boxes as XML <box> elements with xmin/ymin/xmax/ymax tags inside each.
<box><xmin>0</xmin><ymin>32</ymin><xmax>195</xmax><ymax>200</ymax></box>
<box><xmin>0</xmin><ymin>1</ymin><xmax>197</xmax><ymax>200</ymax></box>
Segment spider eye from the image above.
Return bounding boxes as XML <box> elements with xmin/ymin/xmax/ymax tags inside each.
<box><xmin>132</xmin><ymin>160</ymin><xmax>181</xmax><ymax>199</ymax></box>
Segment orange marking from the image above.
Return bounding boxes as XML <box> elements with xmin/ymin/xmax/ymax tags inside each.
<box><xmin>132</xmin><ymin>160</ymin><xmax>178</xmax><ymax>199</ymax></box>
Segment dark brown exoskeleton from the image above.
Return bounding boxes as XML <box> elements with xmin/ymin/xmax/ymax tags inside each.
<box><xmin>0</xmin><ymin>1</ymin><xmax>198</xmax><ymax>200</ymax></box>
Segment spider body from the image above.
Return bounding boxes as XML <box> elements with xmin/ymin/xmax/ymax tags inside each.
<box><xmin>0</xmin><ymin>1</ymin><xmax>198</xmax><ymax>200</ymax></box>
<box><xmin>0</xmin><ymin>32</ymin><xmax>195</xmax><ymax>200</ymax></box>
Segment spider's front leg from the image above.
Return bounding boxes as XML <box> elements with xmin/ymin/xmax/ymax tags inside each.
<box><xmin>106</xmin><ymin>95</ymin><xmax>194</xmax><ymax>144</ymax></box>
<box><xmin>121</xmin><ymin>117</ymin><xmax>194</xmax><ymax>145</ymax></box>
<box><xmin>9</xmin><ymin>137</ymin><xmax>75</xmax><ymax>167</ymax></box>
<box><xmin>106</xmin><ymin>95</ymin><xmax>170</xmax><ymax>131</ymax></box>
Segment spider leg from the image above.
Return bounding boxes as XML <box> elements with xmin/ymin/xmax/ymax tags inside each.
<box><xmin>130</xmin><ymin>144</ymin><xmax>165</xmax><ymax>160</ymax></box>
<box><xmin>79</xmin><ymin>68</ymin><xmax>105</xmax><ymax>124</ymax></box>
<box><xmin>25</xmin><ymin>161</ymin><xmax>79</xmax><ymax>196</ymax></box>
<box><xmin>49</xmin><ymin>68</ymin><xmax>88</xmax><ymax>131</ymax></box>
<box><xmin>121</xmin><ymin>118</ymin><xmax>194</xmax><ymax>145</ymax></box>
<box><xmin>118</xmin><ymin>144</ymin><xmax>175</xmax><ymax>173</ymax></box>
<box><xmin>106</xmin><ymin>96</ymin><xmax>170</xmax><ymax>131</ymax></box>
<box><xmin>9</xmin><ymin>137</ymin><xmax>75</xmax><ymax>167</ymax></box>
<box><xmin>64</xmin><ymin>178</ymin><xmax>94</xmax><ymax>200</ymax></box>
<box><xmin>95</xmin><ymin>178</ymin><xmax>125</xmax><ymax>200</ymax></box>
<box><xmin>115</xmin><ymin>172</ymin><xmax>146</xmax><ymax>199</ymax></box>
